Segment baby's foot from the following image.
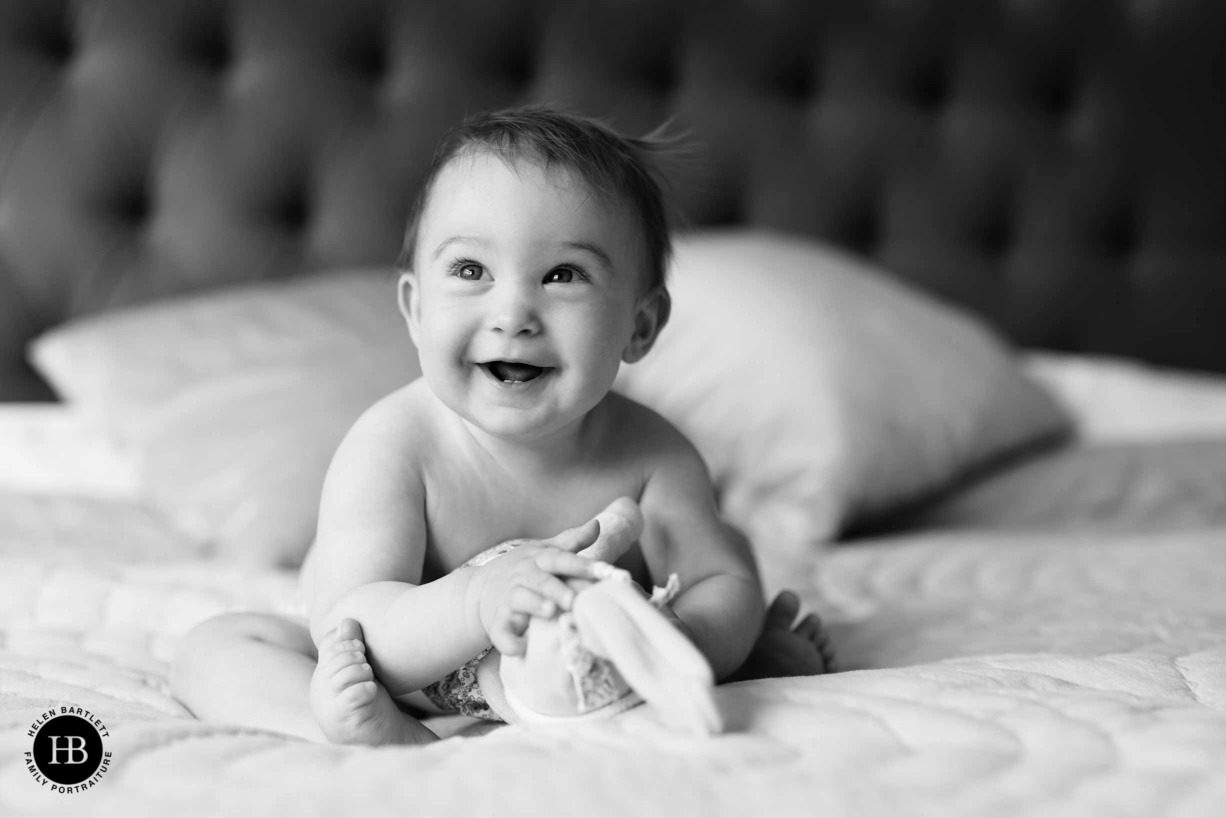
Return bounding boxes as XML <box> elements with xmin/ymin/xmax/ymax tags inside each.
<box><xmin>726</xmin><ymin>591</ymin><xmax>835</xmax><ymax>682</ymax></box>
<box><xmin>310</xmin><ymin>618</ymin><xmax>437</xmax><ymax>746</ymax></box>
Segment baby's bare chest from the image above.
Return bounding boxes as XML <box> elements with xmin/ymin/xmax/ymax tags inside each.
<box><xmin>420</xmin><ymin>464</ymin><xmax>646</xmax><ymax>578</ymax></box>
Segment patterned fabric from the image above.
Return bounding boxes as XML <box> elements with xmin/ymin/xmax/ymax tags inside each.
<box><xmin>557</xmin><ymin>613</ymin><xmax>629</xmax><ymax>713</ymax></box>
<box><xmin>421</xmin><ymin>648</ymin><xmax>497</xmax><ymax>720</ymax></box>
<box><xmin>558</xmin><ymin>574</ymin><xmax>680</xmax><ymax>714</ymax></box>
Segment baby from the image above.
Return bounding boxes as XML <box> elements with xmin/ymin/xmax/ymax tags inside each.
<box><xmin>171</xmin><ymin>107</ymin><xmax>831</xmax><ymax>745</ymax></box>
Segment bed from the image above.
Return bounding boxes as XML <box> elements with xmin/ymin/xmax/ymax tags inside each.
<box><xmin>3</xmin><ymin>1</ymin><xmax>1226</xmax><ymax>816</ymax></box>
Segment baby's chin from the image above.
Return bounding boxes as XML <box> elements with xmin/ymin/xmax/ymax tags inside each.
<box><xmin>424</xmin><ymin>371</ymin><xmax>616</xmax><ymax>443</ymax></box>
<box><xmin>443</xmin><ymin>399</ymin><xmax>580</xmax><ymax>443</ymax></box>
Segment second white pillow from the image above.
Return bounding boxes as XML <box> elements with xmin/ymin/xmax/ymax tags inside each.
<box><xmin>615</xmin><ymin>230</ymin><xmax>1070</xmax><ymax>566</ymax></box>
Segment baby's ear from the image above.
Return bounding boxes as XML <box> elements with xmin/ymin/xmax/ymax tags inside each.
<box><xmin>622</xmin><ymin>287</ymin><xmax>671</xmax><ymax>364</ymax></box>
<box><xmin>397</xmin><ymin>271</ymin><xmax>422</xmax><ymax>345</ymax></box>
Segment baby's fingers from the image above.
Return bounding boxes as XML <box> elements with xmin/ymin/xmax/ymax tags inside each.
<box><xmin>545</xmin><ymin>518</ymin><xmax>601</xmax><ymax>553</ymax></box>
<box><xmin>534</xmin><ymin>548</ymin><xmax>602</xmax><ymax>581</ymax></box>
<box><xmin>490</xmin><ymin>611</ymin><xmax>530</xmax><ymax>657</ymax></box>
<box><xmin>509</xmin><ymin>586</ymin><xmax>558</xmax><ymax>619</ymax></box>
<box><xmin>525</xmin><ymin>569</ymin><xmax>579</xmax><ymax>612</ymax></box>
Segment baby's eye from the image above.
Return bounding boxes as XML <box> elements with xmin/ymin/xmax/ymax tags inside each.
<box><xmin>453</xmin><ymin>262</ymin><xmax>485</xmax><ymax>281</ymax></box>
<box><xmin>544</xmin><ymin>267</ymin><xmax>577</xmax><ymax>284</ymax></box>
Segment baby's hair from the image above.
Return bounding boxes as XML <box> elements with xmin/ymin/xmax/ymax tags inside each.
<box><xmin>397</xmin><ymin>106</ymin><xmax>677</xmax><ymax>293</ymax></box>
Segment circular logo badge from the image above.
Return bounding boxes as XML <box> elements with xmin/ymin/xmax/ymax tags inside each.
<box><xmin>26</xmin><ymin>708</ymin><xmax>111</xmax><ymax>793</ymax></box>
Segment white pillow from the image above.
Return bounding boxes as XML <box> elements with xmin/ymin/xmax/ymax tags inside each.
<box><xmin>27</xmin><ymin>237</ymin><xmax>1068</xmax><ymax>568</ymax></box>
<box><xmin>0</xmin><ymin>404</ymin><xmax>139</xmax><ymax>498</ymax></box>
<box><xmin>28</xmin><ymin>269</ymin><xmax>418</xmax><ymax>565</ymax></box>
<box><xmin>139</xmin><ymin>367</ymin><xmax>392</xmax><ymax>566</ymax></box>
<box><xmin>1024</xmin><ymin>352</ymin><xmax>1226</xmax><ymax>443</ymax></box>
<box><xmin>28</xmin><ymin>269</ymin><xmax>407</xmax><ymax>447</ymax></box>
<box><xmin>614</xmin><ymin>231</ymin><xmax>1070</xmax><ymax>565</ymax></box>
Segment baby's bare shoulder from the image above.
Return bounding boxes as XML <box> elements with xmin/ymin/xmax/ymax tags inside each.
<box><xmin>342</xmin><ymin>379</ymin><xmax>438</xmax><ymax>449</ymax></box>
<box><xmin>325</xmin><ymin>380</ymin><xmax>443</xmax><ymax>484</ymax></box>
<box><xmin>601</xmin><ymin>392</ymin><xmax>706</xmax><ymax>470</ymax></box>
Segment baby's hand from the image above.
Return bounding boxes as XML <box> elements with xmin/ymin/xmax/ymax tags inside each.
<box><xmin>473</xmin><ymin>519</ymin><xmax>604</xmax><ymax>656</ymax></box>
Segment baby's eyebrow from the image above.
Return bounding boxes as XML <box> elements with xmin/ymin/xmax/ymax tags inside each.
<box><xmin>431</xmin><ymin>235</ymin><xmax>487</xmax><ymax>260</ymax></box>
<box><xmin>564</xmin><ymin>240</ymin><xmax>614</xmax><ymax>270</ymax></box>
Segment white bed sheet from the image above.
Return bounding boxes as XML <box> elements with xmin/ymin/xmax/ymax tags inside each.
<box><xmin>4</xmin><ymin>359</ymin><xmax>1226</xmax><ymax>817</ymax></box>
<box><xmin>1</xmin><ymin>503</ymin><xmax>1224</xmax><ymax>818</ymax></box>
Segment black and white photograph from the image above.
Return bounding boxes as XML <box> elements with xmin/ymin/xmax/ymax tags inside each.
<box><xmin>1</xmin><ymin>1</ymin><xmax>1224</xmax><ymax>815</ymax></box>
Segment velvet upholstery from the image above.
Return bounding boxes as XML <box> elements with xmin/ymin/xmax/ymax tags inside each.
<box><xmin>2</xmin><ymin>0</ymin><xmax>1225</xmax><ymax>399</ymax></box>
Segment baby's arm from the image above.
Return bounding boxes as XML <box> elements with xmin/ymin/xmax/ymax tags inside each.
<box><xmin>306</xmin><ymin>395</ymin><xmax>484</xmax><ymax>695</ymax></box>
<box><xmin>637</xmin><ymin>428</ymin><xmax>766</xmax><ymax>681</ymax></box>
<box><xmin>306</xmin><ymin>394</ymin><xmax>599</xmax><ymax>696</ymax></box>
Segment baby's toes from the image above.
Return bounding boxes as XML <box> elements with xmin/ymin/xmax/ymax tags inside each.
<box><xmin>321</xmin><ymin>637</ymin><xmax>365</xmax><ymax>665</ymax></box>
<box><xmin>795</xmin><ymin>612</ymin><xmax>823</xmax><ymax>641</ymax></box>
<box><xmin>319</xmin><ymin>645</ymin><xmax>365</xmax><ymax>680</ymax></box>
<box><xmin>317</xmin><ymin>618</ymin><xmax>365</xmax><ymax>656</ymax></box>
<box><xmin>797</xmin><ymin>614</ymin><xmax>837</xmax><ymax>671</ymax></box>
<box><xmin>765</xmin><ymin>591</ymin><xmax>802</xmax><ymax>629</ymax></box>
<box><xmin>330</xmin><ymin>660</ymin><xmax>376</xmax><ymax>695</ymax></box>
<box><xmin>336</xmin><ymin>617</ymin><xmax>364</xmax><ymax>642</ymax></box>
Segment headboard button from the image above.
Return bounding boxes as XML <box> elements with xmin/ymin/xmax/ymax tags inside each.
<box><xmin>112</xmin><ymin>187</ymin><xmax>152</xmax><ymax>226</ymax></box>
<box><xmin>187</xmin><ymin>31</ymin><xmax>232</xmax><ymax>75</ymax></box>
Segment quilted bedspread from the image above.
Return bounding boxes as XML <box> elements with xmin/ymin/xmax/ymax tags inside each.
<box><xmin>2</xmin><ymin>498</ymin><xmax>1225</xmax><ymax>817</ymax></box>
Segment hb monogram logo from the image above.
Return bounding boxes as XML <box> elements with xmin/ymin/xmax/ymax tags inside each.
<box><xmin>48</xmin><ymin>735</ymin><xmax>91</xmax><ymax>765</ymax></box>
<box><xmin>25</xmin><ymin>709</ymin><xmax>112</xmax><ymax>793</ymax></box>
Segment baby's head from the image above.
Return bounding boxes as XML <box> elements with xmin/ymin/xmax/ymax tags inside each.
<box><xmin>396</xmin><ymin>107</ymin><xmax>676</xmax><ymax>442</ymax></box>
<box><xmin>398</xmin><ymin>106</ymin><xmax>673</xmax><ymax>296</ymax></box>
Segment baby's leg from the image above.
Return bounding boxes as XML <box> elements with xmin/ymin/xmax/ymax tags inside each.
<box><xmin>172</xmin><ymin>613</ymin><xmax>435</xmax><ymax>745</ymax></box>
<box><xmin>172</xmin><ymin>612</ymin><xmax>328</xmax><ymax>741</ymax></box>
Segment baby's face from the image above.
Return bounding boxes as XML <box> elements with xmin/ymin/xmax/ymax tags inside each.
<box><xmin>402</xmin><ymin>152</ymin><xmax>654</xmax><ymax>443</ymax></box>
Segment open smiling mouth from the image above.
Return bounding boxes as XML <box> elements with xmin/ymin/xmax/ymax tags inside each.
<box><xmin>481</xmin><ymin>361</ymin><xmax>550</xmax><ymax>384</ymax></box>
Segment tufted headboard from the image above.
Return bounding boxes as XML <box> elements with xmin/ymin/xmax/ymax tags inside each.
<box><xmin>2</xmin><ymin>0</ymin><xmax>1225</xmax><ymax>400</ymax></box>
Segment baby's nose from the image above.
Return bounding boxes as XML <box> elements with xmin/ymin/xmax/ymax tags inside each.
<box><xmin>490</xmin><ymin>284</ymin><xmax>542</xmax><ymax>336</ymax></box>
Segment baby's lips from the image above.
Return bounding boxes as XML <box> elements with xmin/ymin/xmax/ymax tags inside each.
<box><xmin>482</xmin><ymin>360</ymin><xmax>548</xmax><ymax>382</ymax></box>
